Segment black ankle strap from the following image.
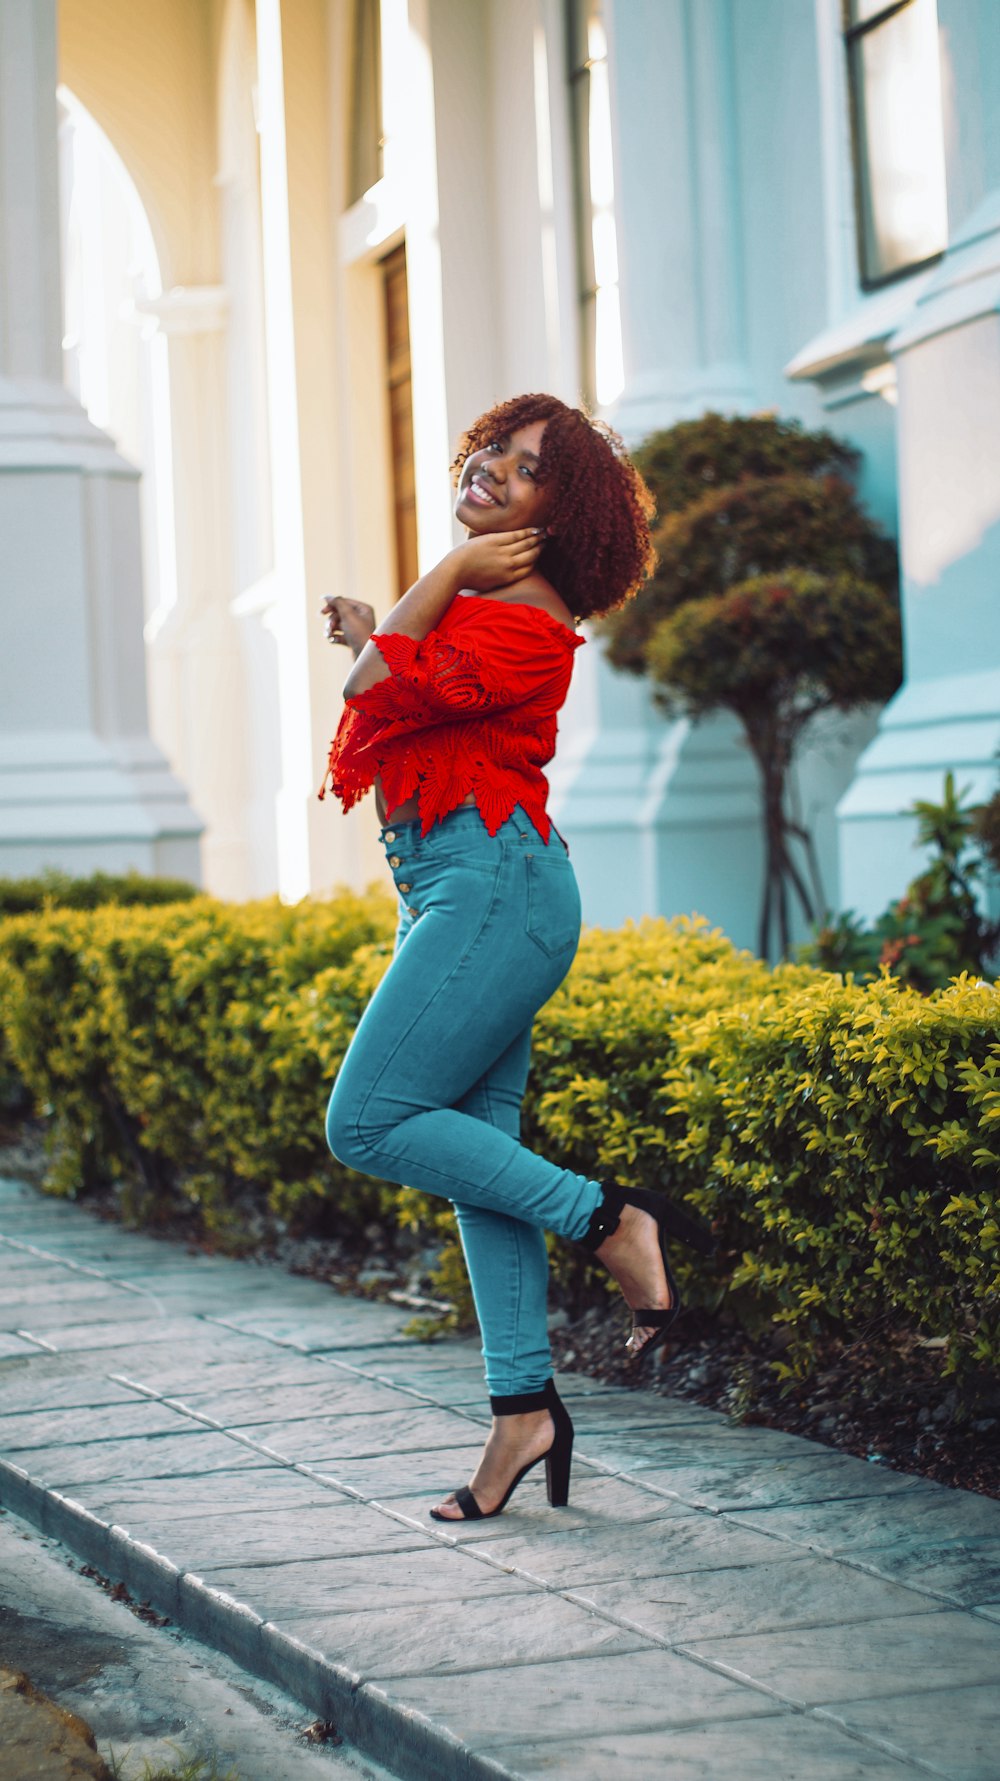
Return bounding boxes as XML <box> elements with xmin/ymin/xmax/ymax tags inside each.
<box><xmin>577</xmin><ymin>1179</ymin><xmax>626</xmax><ymax>1253</ymax></box>
<box><xmin>489</xmin><ymin>1380</ymin><xmax>554</xmax><ymax>1415</ymax></box>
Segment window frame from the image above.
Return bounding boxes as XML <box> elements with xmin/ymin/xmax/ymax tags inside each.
<box><xmin>347</xmin><ymin>0</ymin><xmax>384</xmax><ymax>209</ymax></box>
<box><xmin>843</xmin><ymin>0</ymin><xmax>947</xmax><ymax>292</ymax></box>
<box><xmin>566</xmin><ymin>0</ymin><xmax>623</xmax><ymax>409</ymax></box>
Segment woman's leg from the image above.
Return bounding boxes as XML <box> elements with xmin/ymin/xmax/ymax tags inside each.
<box><xmin>449</xmin><ymin>1024</ymin><xmax>552</xmax><ymax>1397</ymax></box>
<box><xmin>369</xmin><ymin>866</ymin><xmax>552</xmax><ymax>1397</ymax></box>
<box><xmin>326</xmin><ymin>823</ymin><xmax>603</xmax><ymax>1251</ymax></box>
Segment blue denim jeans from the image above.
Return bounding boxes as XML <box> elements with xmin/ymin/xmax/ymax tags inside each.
<box><xmin>325</xmin><ymin>801</ymin><xmax>604</xmax><ymax>1395</ymax></box>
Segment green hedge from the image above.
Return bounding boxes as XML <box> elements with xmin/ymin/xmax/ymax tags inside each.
<box><xmin>0</xmin><ymin>892</ymin><xmax>396</xmax><ymax>1243</ymax></box>
<box><xmin>1</xmin><ymin>897</ymin><xmax>997</xmax><ymax>1393</ymax></box>
<box><xmin>0</xmin><ymin>870</ymin><xmax>200</xmax><ymax>1112</ymax></box>
<box><xmin>0</xmin><ymin>869</ymin><xmax>200</xmax><ymax>917</ymax></box>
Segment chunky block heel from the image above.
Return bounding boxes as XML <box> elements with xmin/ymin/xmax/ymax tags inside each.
<box><xmin>429</xmin><ymin>1378</ymin><xmax>574</xmax><ymax>1522</ymax></box>
<box><xmin>578</xmin><ymin>1180</ymin><xmax>715</xmax><ymax>1366</ymax></box>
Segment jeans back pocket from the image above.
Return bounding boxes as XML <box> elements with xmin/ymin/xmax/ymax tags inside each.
<box><xmin>524</xmin><ymin>850</ymin><xmax>582</xmax><ymax>958</ymax></box>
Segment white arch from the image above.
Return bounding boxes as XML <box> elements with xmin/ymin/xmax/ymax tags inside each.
<box><xmin>57</xmin><ymin>84</ymin><xmax>178</xmax><ymax>636</ymax></box>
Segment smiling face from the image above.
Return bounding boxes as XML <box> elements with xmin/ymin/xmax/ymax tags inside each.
<box><xmin>454</xmin><ymin>420</ymin><xmax>555</xmax><ymax>534</ymax></box>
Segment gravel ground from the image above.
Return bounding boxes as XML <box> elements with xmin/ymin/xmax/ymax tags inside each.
<box><xmin>3</xmin><ymin>1116</ymin><xmax>997</xmax><ymax>1503</ymax></box>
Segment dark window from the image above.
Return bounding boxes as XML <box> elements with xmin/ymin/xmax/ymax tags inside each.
<box><xmin>844</xmin><ymin>0</ymin><xmax>947</xmax><ymax>288</ymax></box>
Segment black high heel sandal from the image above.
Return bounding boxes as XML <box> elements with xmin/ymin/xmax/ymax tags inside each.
<box><xmin>578</xmin><ymin>1180</ymin><xmax>716</xmax><ymax>1366</ymax></box>
<box><xmin>429</xmin><ymin>1378</ymin><xmax>574</xmax><ymax>1522</ymax></box>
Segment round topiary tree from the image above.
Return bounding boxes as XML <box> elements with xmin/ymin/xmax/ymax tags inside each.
<box><xmin>593</xmin><ymin>413</ymin><xmax>902</xmax><ymax>959</ymax></box>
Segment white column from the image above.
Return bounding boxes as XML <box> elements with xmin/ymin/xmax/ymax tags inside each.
<box><xmin>607</xmin><ymin>0</ymin><xmax>754</xmax><ymax>435</ymax></box>
<box><xmin>838</xmin><ymin>0</ymin><xmax>1000</xmax><ymax>916</ymax></box>
<box><xmin>131</xmin><ymin>286</ymin><xmax>262</xmax><ymax>901</ymax></box>
<box><xmin>554</xmin><ymin>0</ymin><xmax>762</xmax><ymax>946</ymax></box>
<box><xmin>0</xmin><ymin>0</ymin><xmax>202</xmax><ymax>880</ymax></box>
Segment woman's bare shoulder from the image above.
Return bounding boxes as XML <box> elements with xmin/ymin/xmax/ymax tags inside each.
<box><xmin>488</xmin><ymin>574</ymin><xmax>576</xmax><ymax>631</ymax></box>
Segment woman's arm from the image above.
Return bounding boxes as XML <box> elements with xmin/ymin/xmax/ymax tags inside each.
<box><xmin>342</xmin><ymin>530</ymin><xmax>545</xmax><ymax>698</ymax></box>
<box><xmin>343</xmin><ymin>550</ymin><xmax>466</xmax><ymax>698</ymax></box>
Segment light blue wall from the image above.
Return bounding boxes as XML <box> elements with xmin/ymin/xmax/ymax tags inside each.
<box><xmin>573</xmin><ymin>0</ymin><xmax>902</xmax><ymax>950</ymax></box>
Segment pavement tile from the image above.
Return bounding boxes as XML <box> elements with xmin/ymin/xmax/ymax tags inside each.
<box><xmin>200</xmin><ymin>1547</ymin><xmax>528</xmax><ymax>1615</ymax></box>
<box><xmin>7</xmin><ymin>1294</ymin><xmax>178</xmax><ymax>1329</ymax></box>
<box><xmin>375</xmin><ymin>1373</ymin><xmax>488</xmax><ymax>1409</ymax></box>
<box><xmin>18</xmin><ymin>1315</ymin><xmax>226</xmax><ymax>1353</ymax></box>
<box><xmin>0</xmin><ymin>1278</ymin><xmax>126</xmax><ymax>1313</ymax></box>
<box><xmin>112</xmin><ymin>1502</ymin><xmax>431</xmax><ymax>1569</ymax></box>
<box><xmin>305</xmin><ymin>1441</ymin><xmax>489</xmax><ymax>1498</ymax></box>
<box><xmin>209</xmin><ymin>1307</ymin><xmax>412</xmax><ymax>1350</ymax></box>
<box><xmin>677</xmin><ymin>1608</ymin><xmax>1000</xmax><ymax>1705</ymax></box>
<box><xmin>233</xmin><ymin>1405</ymin><xmax>480</xmax><ymax>1465</ymax></box>
<box><xmin>3</xmin><ymin>1429</ymin><xmax>275</xmax><ymax>1487</ymax></box>
<box><xmin>382</xmin><ymin>1471</ymin><xmax>691</xmax><ymax>1545</ymax></box>
<box><xmin>374</xmin><ymin>1648</ymin><xmax>780</xmax><ymax>1742</ymax></box>
<box><xmin>571</xmin><ymin>1553</ymin><xmax>935</xmax><ymax>1643</ymax></box>
<box><xmin>577</xmin><ymin>1425</ymin><xmax>820</xmax><ymax>1472</ymax></box>
<box><xmin>8</xmin><ymin>1238</ymin><xmax>171</xmax><ymax>1268</ymax></box>
<box><xmin>632</xmin><ymin>1452</ymin><xmax>927</xmax><ymax>1512</ymax></box>
<box><xmin>163</xmin><ymin>1377</ymin><xmax>421</xmax><ymax>1426</ymax></box>
<box><xmin>490</xmin><ymin>1712</ymin><xmax>931</xmax><ymax>1779</ymax></box>
<box><xmin>816</xmin><ymin>1681</ymin><xmax>1000</xmax><ymax>1781</ymax></box>
<box><xmin>0</xmin><ymin>1332</ymin><xmax>45</xmax><ymax>1357</ymax></box>
<box><xmin>551</xmin><ymin>1374</ymin><xmax>628</xmax><ymax>1398</ymax></box>
<box><xmin>111</xmin><ymin>1350</ymin><xmax>338</xmax><ymax>1396</ymax></box>
<box><xmin>0</xmin><ymin>1357</ymin><xmax>143</xmax><ymax>1413</ymax></box>
<box><xmin>846</xmin><ymin>1538</ymin><xmax>1000</xmax><ymax>1606</ymax></box>
<box><xmin>354</xmin><ymin>1344</ymin><xmax>485</xmax><ymax>1379</ymax></box>
<box><xmin>2</xmin><ymin>1176</ymin><xmax>996</xmax><ymax>1781</ymax></box>
<box><xmin>477</xmin><ymin>1510</ymin><xmax>782</xmax><ymax>1587</ymax></box>
<box><xmin>564</xmin><ymin>1398</ymin><xmax>729</xmax><ymax>1437</ymax></box>
<box><xmin>731</xmin><ymin>1478</ymin><xmax>1000</xmax><ymax>1553</ymax></box>
<box><xmin>68</xmin><ymin>1469</ymin><xmax>353</xmax><ymax>1521</ymax></box>
<box><xmin>287</xmin><ymin>1591</ymin><xmax>649</xmax><ymax>1681</ymax></box>
<box><xmin>0</xmin><ymin>1398</ymin><xmax>192</xmax><ymax>1450</ymax></box>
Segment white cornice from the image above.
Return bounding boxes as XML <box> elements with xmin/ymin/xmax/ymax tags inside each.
<box><xmin>126</xmin><ymin>286</ymin><xmax>230</xmax><ymax>336</ymax></box>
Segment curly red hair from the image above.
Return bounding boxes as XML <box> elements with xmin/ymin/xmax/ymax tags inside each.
<box><xmin>450</xmin><ymin>393</ymin><xmax>656</xmax><ymax>622</ymax></box>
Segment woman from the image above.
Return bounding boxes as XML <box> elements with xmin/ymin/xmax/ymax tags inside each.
<box><xmin>319</xmin><ymin>393</ymin><xmax>711</xmax><ymax>1522</ymax></box>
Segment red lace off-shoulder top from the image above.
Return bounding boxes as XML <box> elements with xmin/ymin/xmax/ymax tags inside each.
<box><xmin>318</xmin><ymin>592</ymin><xmax>586</xmax><ymax>841</ymax></box>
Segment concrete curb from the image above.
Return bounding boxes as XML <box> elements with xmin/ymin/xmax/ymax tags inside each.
<box><xmin>0</xmin><ymin>1456</ymin><xmax>519</xmax><ymax>1781</ymax></box>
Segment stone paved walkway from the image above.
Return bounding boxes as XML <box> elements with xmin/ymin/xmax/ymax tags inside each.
<box><xmin>1</xmin><ymin>1176</ymin><xmax>998</xmax><ymax>1781</ymax></box>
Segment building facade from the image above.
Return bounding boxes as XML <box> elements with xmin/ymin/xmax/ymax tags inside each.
<box><xmin>2</xmin><ymin>0</ymin><xmax>998</xmax><ymax>948</ymax></box>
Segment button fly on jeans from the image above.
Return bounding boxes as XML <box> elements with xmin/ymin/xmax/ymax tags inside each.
<box><xmin>398</xmin><ymin>881</ymin><xmax>412</xmax><ymax>893</ymax></box>
<box><xmin>388</xmin><ymin>855</ymin><xmax>402</xmax><ymax>868</ymax></box>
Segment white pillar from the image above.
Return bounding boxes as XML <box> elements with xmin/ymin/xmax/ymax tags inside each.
<box><xmin>0</xmin><ymin>0</ymin><xmax>202</xmax><ymax>881</ymax></box>
<box><xmin>554</xmin><ymin>0</ymin><xmax>762</xmax><ymax>946</ymax></box>
<box><xmin>838</xmin><ymin>0</ymin><xmax>1000</xmax><ymax>916</ymax></box>
<box><xmin>133</xmin><ymin>286</ymin><xmax>261</xmax><ymax>901</ymax></box>
<box><xmin>607</xmin><ymin>0</ymin><xmax>754</xmax><ymax>436</ymax></box>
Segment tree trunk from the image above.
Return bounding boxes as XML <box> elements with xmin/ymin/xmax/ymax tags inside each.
<box><xmin>750</xmin><ymin>736</ymin><xmax>820</xmax><ymax>960</ymax></box>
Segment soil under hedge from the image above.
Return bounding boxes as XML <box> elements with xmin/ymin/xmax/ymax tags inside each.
<box><xmin>3</xmin><ymin>1117</ymin><xmax>996</xmax><ymax>1505</ymax></box>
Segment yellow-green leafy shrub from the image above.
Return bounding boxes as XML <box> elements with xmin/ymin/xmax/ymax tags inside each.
<box><xmin>0</xmin><ymin>872</ymin><xmax>198</xmax><ymax>1111</ymax></box>
<box><xmin>0</xmin><ymin>869</ymin><xmax>200</xmax><ymax>917</ymax></box>
<box><xmin>2</xmin><ymin>901</ymin><xmax>998</xmax><ymax>1391</ymax></box>
<box><xmin>400</xmin><ymin>918</ymin><xmax>814</xmax><ymax>1320</ymax></box>
<box><xmin>662</xmin><ymin>970</ymin><xmax>1000</xmax><ymax>1384</ymax></box>
<box><xmin>0</xmin><ymin>891</ymin><xmax>396</xmax><ymax>1240</ymax></box>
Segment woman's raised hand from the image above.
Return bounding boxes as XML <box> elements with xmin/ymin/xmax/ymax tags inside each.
<box><xmin>321</xmin><ymin>596</ymin><xmax>377</xmax><ymax>653</ymax></box>
<box><xmin>454</xmin><ymin>529</ymin><xmax>547</xmax><ymax>592</ymax></box>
